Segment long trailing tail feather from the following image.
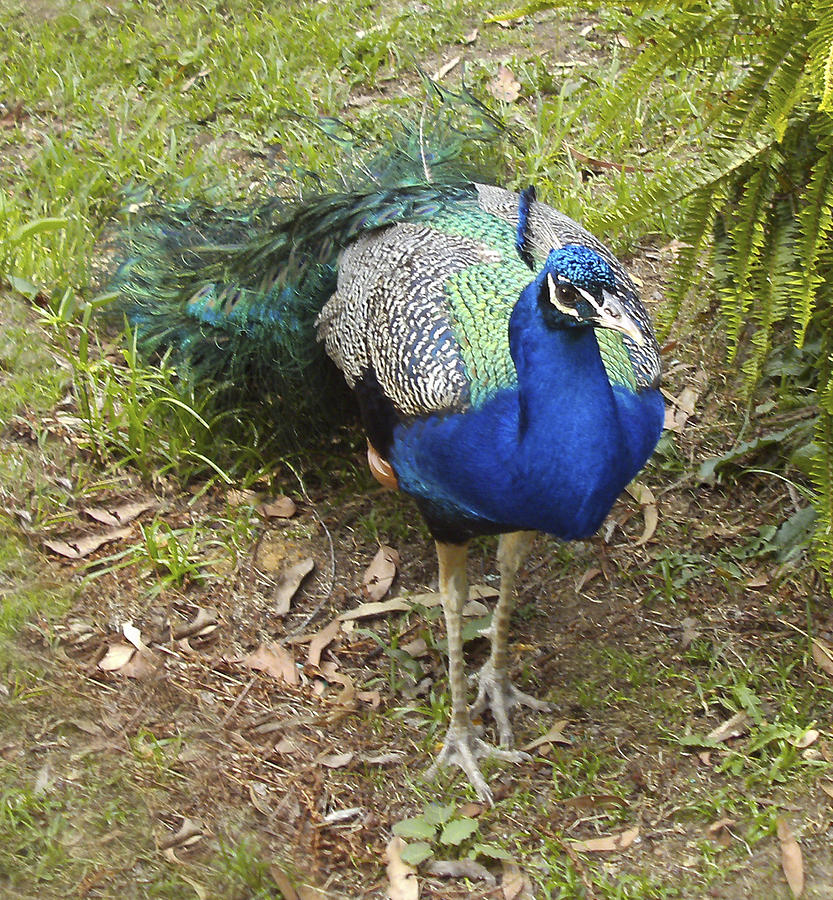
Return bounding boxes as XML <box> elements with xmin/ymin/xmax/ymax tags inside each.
<box><xmin>107</xmin><ymin>82</ymin><xmax>505</xmax><ymax>424</ymax></box>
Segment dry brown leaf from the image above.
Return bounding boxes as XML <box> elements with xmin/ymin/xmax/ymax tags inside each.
<box><xmin>626</xmin><ymin>482</ymin><xmax>658</xmax><ymax>545</ymax></box>
<box><xmin>386</xmin><ymin>835</ymin><xmax>419</xmax><ymax>900</ymax></box>
<box><xmin>362</xmin><ymin>751</ymin><xmax>403</xmax><ymax>765</ymax></box>
<box><xmin>273</xmin><ymin>557</ymin><xmax>315</xmax><ymax>616</ymax></box>
<box><xmin>522</xmin><ymin>720</ymin><xmax>571</xmax><ymax>751</ymax></box>
<box><xmin>707</xmin><ymin>710</ymin><xmax>750</xmax><ymax>743</ymax></box>
<box><xmin>792</xmin><ymin>729</ymin><xmax>819</xmax><ymax>749</ymax></box>
<box><xmin>298</xmin><ymin>886</ymin><xmax>329</xmax><ymax>900</ymax></box>
<box><xmin>307</xmin><ymin>618</ymin><xmax>341</xmax><ymax>668</ymax></box>
<box><xmin>159</xmin><ymin>817</ymin><xmax>204</xmax><ymax>851</ymax></box>
<box><xmin>746</xmin><ymin>572</ymin><xmax>770</xmax><ymax>589</ymax></box>
<box><xmin>570</xmin><ymin>826</ymin><xmax>640</xmax><ymax>853</ymax></box>
<box><xmin>179</xmin><ymin>875</ymin><xmax>209</xmax><ymax>900</ymax></box>
<box><xmin>83</xmin><ymin>500</ymin><xmax>154</xmax><ymax>527</ymax></box>
<box><xmin>462</xmin><ymin>599</ymin><xmax>489</xmax><ymax>617</ymax></box>
<box><xmin>811</xmin><ymin>638</ymin><xmax>833</xmax><ymax>678</ymax></box>
<box><xmin>122</xmin><ymin>621</ymin><xmax>150</xmax><ymax>654</ymax></box>
<box><xmin>576</xmin><ymin>567</ymin><xmax>601</xmax><ymax>591</ymax></box>
<box><xmin>433</xmin><ymin>55</ymin><xmax>461</xmax><ymax>80</ymax></box>
<box><xmin>243</xmin><ymin>642</ymin><xmax>298</xmax><ymax>686</ymax></box>
<box><xmin>636</xmin><ymin>503</ymin><xmax>658</xmax><ymax>544</ymax></box>
<box><xmin>707</xmin><ymin>816</ymin><xmax>735</xmax><ymax>847</ymax></box>
<box><xmin>33</xmin><ymin>763</ymin><xmax>52</xmax><ymax>794</ymax></box>
<box><xmin>488</xmin><ymin>65</ymin><xmax>521</xmax><ymax>103</ymax></box>
<box><xmin>820</xmin><ymin>782</ymin><xmax>833</xmax><ymax>801</ymax></box>
<box><xmin>44</xmin><ymin>526</ymin><xmax>132</xmax><ymax>559</ymax></box>
<box><xmin>317</xmin><ymin>750</ymin><xmax>354</xmax><ymax>769</ymax></box>
<box><xmin>663</xmin><ymin>371</ymin><xmax>706</xmax><ymax>432</ymax></box>
<box><xmin>226</xmin><ymin>488</ymin><xmax>258</xmax><ymax>506</ymax></box>
<box><xmin>357</xmin><ymin>689</ymin><xmax>381</xmax><ymax>707</ymax></box>
<box><xmin>258</xmin><ymin>495</ymin><xmax>297</xmax><ymax>519</ymax></box>
<box><xmin>558</xmin><ymin>793</ymin><xmax>628</xmax><ymax>812</ymax></box>
<box><xmin>501</xmin><ymin>860</ymin><xmax>533</xmax><ymax>899</ymax></box>
<box><xmin>564</xmin><ymin>143</ymin><xmax>645</xmax><ymax>175</ymax></box>
<box><xmin>426</xmin><ymin>859</ymin><xmax>495</xmax><ymax>884</ymax></box>
<box><xmin>707</xmin><ymin>816</ymin><xmax>736</xmax><ymax>836</ymax></box>
<box><xmin>323</xmin><ymin>806</ymin><xmax>363</xmax><ymax>824</ymax></box>
<box><xmin>340</xmin><ymin>597</ymin><xmax>411</xmax><ymax>621</ymax></box>
<box><xmin>405</xmin><ymin>583</ymin><xmax>496</xmax><ymax>609</ymax></box>
<box><xmin>402</xmin><ymin>638</ymin><xmax>429</xmax><ymax>657</ymax></box>
<box><xmin>363</xmin><ymin>545</ymin><xmax>399</xmax><ymax>601</ymax></box>
<box><xmin>121</xmin><ymin>649</ymin><xmax>159</xmax><ymax>680</ymax></box>
<box><xmin>173</xmin><ymin>607</ymin><xmax>218</xmax><ymax>640</ymax></box>
<box><xmin>462</xmin><ymin>27</ymin><xmax>478</xmax><ymax>44</ymax></box>
<box><xmin>98</xmin><ymin>641</ymin><xmax>157</xmax><ymax>680</ymax></box>
<box><xmin>317</xmin><ymin>661</ymin><xmax>355</xmax><ymax>705</ymax></box>
<box><xmin>98</xmin><ymin>643</ymin><xmax>135</xmax><ymax>672</ymax></box>
<box><xmin>681</xmin><ymin>617</ymin><xmax>700</xmax><ymax>649</ymax></box>
<box><xmin>776</xmin><ymin>817</ymin><xmax>804</xmax><ymax>898</ymax></box>
<box><xmin>458</xmin><ymin>801</ymin><xmax>484</xmax><ymax>817</ymax></box>
<box><xmin>275</xmin><ymin>734</ymin><xmax>306</xmax><ymax>755</ymax></box>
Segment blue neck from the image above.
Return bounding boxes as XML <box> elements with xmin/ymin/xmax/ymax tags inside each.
<box><xmin>389</xmin><ymin>277</ymin><xmax>664</xmax><ymax>540</ymax></box>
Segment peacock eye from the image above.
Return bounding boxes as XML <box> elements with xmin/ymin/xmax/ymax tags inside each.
<box><xmin>555</xmin><ymin>284</ymin><xmax>577</xmax><ymax>306</ymax></box>
<box><xmin>545</xmin><ymin>273</ymin><xmax>581</xmax><ymax>319</ymax></box>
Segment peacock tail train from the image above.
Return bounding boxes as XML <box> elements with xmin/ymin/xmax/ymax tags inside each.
<box><xmin>107</xmin><ymin>84</ymin><xmax>505</xmax><ymax>426</ymax></box>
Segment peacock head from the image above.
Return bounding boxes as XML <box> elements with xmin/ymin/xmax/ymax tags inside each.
<box><xmin>537</xmin><ymin>244</ymin><xmax>646</xmax><ymax>346</ymax></box>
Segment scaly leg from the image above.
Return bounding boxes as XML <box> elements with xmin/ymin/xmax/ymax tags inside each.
<box><xmin>471</xmin><ymin>531</ymin><xmax>551</xmax><ymax>747</ymax></box>
<box><xmin>426</xmin><ymin>541</ymin><xmax>528</xmax><ymax>804</ymax></box>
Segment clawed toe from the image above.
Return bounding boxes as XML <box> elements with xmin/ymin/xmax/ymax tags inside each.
<box><xmin>426</xmin><ymin>720</ymin><xmax>529</xmax><ymax>804</ymax></box>
<box><xmin>472</xmin><ymin>661</ymin><xmax>552</xmax><ymax>747</ymax></box>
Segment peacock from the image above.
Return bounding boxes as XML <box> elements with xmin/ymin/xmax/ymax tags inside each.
<box><xmin>109</xmin><ymin>89</ymin><xmax>665</xmax><ymax>803</ymax></box>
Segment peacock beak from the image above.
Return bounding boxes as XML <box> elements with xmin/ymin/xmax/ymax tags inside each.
<box><xmin>592</xmin><ymin>289</ymin><xmax>645</xmax><ymax>346</ymax></box>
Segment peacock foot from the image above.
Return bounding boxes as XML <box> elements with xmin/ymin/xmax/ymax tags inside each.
<box><xmin>426</xmin><ymin>719</ymin><xmax>529</xmax><ymax>804</ymax></box>
<box><xmin>471</xmin><ymin>660</ymin><xmax>552</xmax><ymax>748</ymax></box>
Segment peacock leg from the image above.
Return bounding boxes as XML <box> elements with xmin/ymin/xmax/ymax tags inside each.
<box><xmin>471</xmin><ymin>530</ymin><xmax>552</xmax><ymax>747</ymax></box>
<box><xmin>426</xmin><ymin>541</ymin><xmax>528</xmax><ymax>804</ymax></box>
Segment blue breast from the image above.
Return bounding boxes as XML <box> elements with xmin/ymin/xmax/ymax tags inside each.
<box><xmin>388</xmin><ymin>282</ymin><xmax>665</xmax><ymax>541</ymax></box>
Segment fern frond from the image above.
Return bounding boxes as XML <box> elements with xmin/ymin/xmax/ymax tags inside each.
<box><xmin>656</xmin><ymin>184</ymin><xmax>725</xmax><ymax>335</ymax></box>
<box><xmin>809</xmin><ymin>0</ymin><xmax>833</xmax><ymax>111</ymax></box>
<box><xmin>721</xmin><ymin>20</ymin><xmax>809</xmax><ymax>140</ymax></box>
<box><xmin>766</xmin><ymin>53</ymin><xmax>811</xmax><ymax>140</ymax></box>
<box><xmin>593</xmin><ymin>8</ymin><xmax>737</xmax><ymax>135</ymax></box>
<box><xmin>599</xmin><ymin>131</ymin><xmax>777</xmax><ymax>233</ymax></box>
<box><xmin>740</xmin><ymin>204</ymin><xmax>796</xmax><ymax>388</ymax></box>
<box><xmin>720</xmin><ymin>153</ymin><xmax>779</xmax><ymax>358</ymax></box>
<box><xmin>811</xmin><ymin>403</ymin><xmax>833</xmax><ymax>586</ymax></box>
<box><xmin>793</xmin><ymin>140</ymin><xmax>833</xmax><ymax>345</ymax></box>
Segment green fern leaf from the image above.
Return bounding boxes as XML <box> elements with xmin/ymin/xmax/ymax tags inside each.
<box><xmin>794</xmin><ymin>141</ymin><xmax>833</xmax><ymax>345</ymax></box>
<box><xmin>740</xmin><ymin>206</ymin><xmax>796</xmax><ymax>388</ymax></box>
<box><xmin>809</xmin><ymin>0</ymin><xmax>833</xmax><ymax>111</ymax></box>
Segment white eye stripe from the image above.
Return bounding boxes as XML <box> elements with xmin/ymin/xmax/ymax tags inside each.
<box><xmin>576</xmin><ymin>286</ymin><xmax>595</xmax><ymax>305</ymax></box>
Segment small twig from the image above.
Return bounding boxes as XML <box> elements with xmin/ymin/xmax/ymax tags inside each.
<box><xmin>221</xmin><ymin>674</ymin><xmax>257</xmax><ymax>727</ymax></box>
<box><xmin>655</xmin><ymin>471</ymin><xmax>697</xmax><ymax>497</ymax></box>
<box><xmin>281</xmin><ymin>461</ymin><xmax>337</xmax><ymax>639</ymax></box>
